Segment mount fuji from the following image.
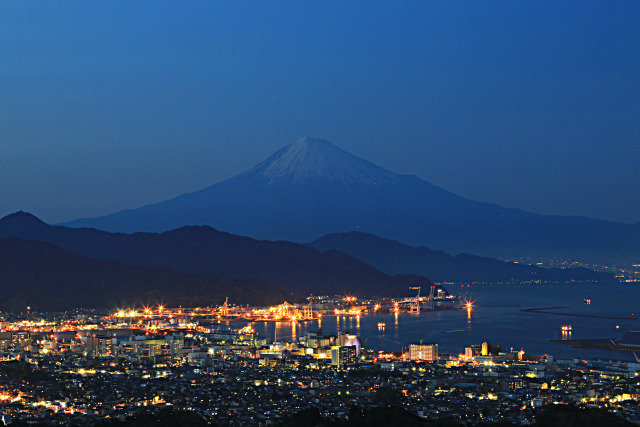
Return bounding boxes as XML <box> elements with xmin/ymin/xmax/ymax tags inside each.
<box><xmin>63</xmin><ymin>137</ymin><xmax>640</xmax><ymax>263</ymax></box>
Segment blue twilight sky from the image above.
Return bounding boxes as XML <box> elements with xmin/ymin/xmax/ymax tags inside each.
<box><xmin>1</xmin><ymin>1</ymin><xmax>639</xmax><ymax>224</ymax></box>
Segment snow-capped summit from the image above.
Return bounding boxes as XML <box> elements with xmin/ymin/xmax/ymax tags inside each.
<box><xmin>246</xmin><ymin>137</ymin><xmax>399</xmax><ymax>185</ymax></box>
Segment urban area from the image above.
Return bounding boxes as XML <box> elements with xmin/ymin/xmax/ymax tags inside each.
<box><xmin>0</xmin><ymin>298</ymin><xmax>639</xmax><ymax>426</ymax></box>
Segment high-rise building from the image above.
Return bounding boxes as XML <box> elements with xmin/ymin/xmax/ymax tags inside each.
<box><xmin>331</xmin><ymin>345</ymin><xmax>357</xmax><ymax>366</ymax></box>
<box><xmin>482</xmin><ymin>341</ymin><xmax>491</xmax><ymax>356</ymax></box>
<box><xmin>465</xmin><ymin>344</ymin><xmax>482</xmax><ymax>359</ymax></box>
<box><xmin>409</xmin><ymin>341</ymin><xmax>438</xmax><ymax>362</ymax></box>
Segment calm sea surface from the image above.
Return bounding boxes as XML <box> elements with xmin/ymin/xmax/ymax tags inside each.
<box><xmin>226</xmin><ymin>283</ymin><xmax>640</xmax><ymax>361</ymax></box>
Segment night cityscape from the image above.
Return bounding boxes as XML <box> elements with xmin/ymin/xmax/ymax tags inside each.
<box><xmin>1</xmin><ymin>299</ymin><xmax>639</xmax><ymax>426</ymax></box>
<box><xmin>1</xmin><ymin>1</ymin><xmax>639</xmax><ymax>426</ymax></box>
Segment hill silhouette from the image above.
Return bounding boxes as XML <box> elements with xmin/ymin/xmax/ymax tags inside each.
<box><xmin>309</xmin><ymin>232</ymin><xmax>614</xmax><ymax>283</ymax></box>
<box><xmin>0</xmin><ymin>212</ymin><xmax>433</xmax><ymax>297</ymax></box>
<box><xmin>0</xmin><ymin>237</ymin><xmax>288</xmax><ymax>312</ymax></box>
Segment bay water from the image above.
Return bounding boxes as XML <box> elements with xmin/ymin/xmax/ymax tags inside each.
<box><xmin>227</xmin><ymin>283</ymin><xmax>640</xmax><ymax>361</ymax></box>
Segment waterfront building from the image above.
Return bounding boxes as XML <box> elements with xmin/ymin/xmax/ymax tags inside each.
<box><xmin>465</xmin><ymin>344</ymin><xmax>482</xmax><ymax>359</ymax></box>
<box><xmin>409</xmin><ymin>341</ymin><xmax>438</xmax><ymax>362</ymax></box>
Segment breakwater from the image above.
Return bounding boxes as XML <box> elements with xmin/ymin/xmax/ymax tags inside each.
<box><xmin>521</xmin><ymin>306</ymin><xmax>636</xmax><ymax>320</ymax></box>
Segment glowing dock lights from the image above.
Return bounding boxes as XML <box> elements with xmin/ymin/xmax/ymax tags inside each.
<box><xmin>561</xmin><ymin>325</ymin><xmax>572</xmax><ymax>340</ymax></box>
<box><xmin>464</xmin><ymin>301</ymin><xmax>474</xmax><ymax>320</ymax></box>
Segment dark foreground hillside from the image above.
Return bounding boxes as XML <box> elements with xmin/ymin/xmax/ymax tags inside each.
<box><xmin>27</xmin><ymin>405</ymin><xmax>628</xmax><ymax>427</ymax></box>
<box><xmin>275</xmin><ymin>404</ymin><xmax>636</xmax><ymax>427</ymax></box>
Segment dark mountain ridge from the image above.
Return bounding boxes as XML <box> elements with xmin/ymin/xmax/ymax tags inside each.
<box><xmin>0</xmin><ymin>211</ymin><xmax>432</xmax><ymax>297</ymax></box>
<box><xmin>60</xmin><ymin>138</ymin><xmax>640</xmax><ymax>264</ymax></box>
<box><xmin>309</xmin><ymin>232</ymin><xmax>615</xmax><ymax>283</ymax></box>
<box><xmin>0</xmin><ymin>237</ymin><xmax>288</xmax><ymax>312</ymax></box>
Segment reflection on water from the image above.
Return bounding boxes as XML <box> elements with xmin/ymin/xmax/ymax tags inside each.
<box><xmin>225</xmin><ymin>283</ymin><xmax>639</xmax><ymax>361</ymax></box>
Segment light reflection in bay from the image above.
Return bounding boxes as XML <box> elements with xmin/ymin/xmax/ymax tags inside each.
<box><xmin>220</xmin><ymin>283</ymin><xmax>638</xmax><ymax>360</ymax></box>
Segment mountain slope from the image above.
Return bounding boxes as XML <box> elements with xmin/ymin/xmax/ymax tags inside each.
<box><xmin>309</xmin><ymin>232</ymin><xmax>615</xmax><ymax>283</ymax></box>
<box><xmin>0</xmin><ymin>237</ymin><xmax>288</xmax><ymax>312</ymax></box>
<box><xmin>61</xmin><ymin>138</ymin><xmax>640</xmax><ymax>263</ymax></box>
<box><xmin>0</xmin><ymin>212</ymin><xmax>432</xmax><ymax>296</ymax></box>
